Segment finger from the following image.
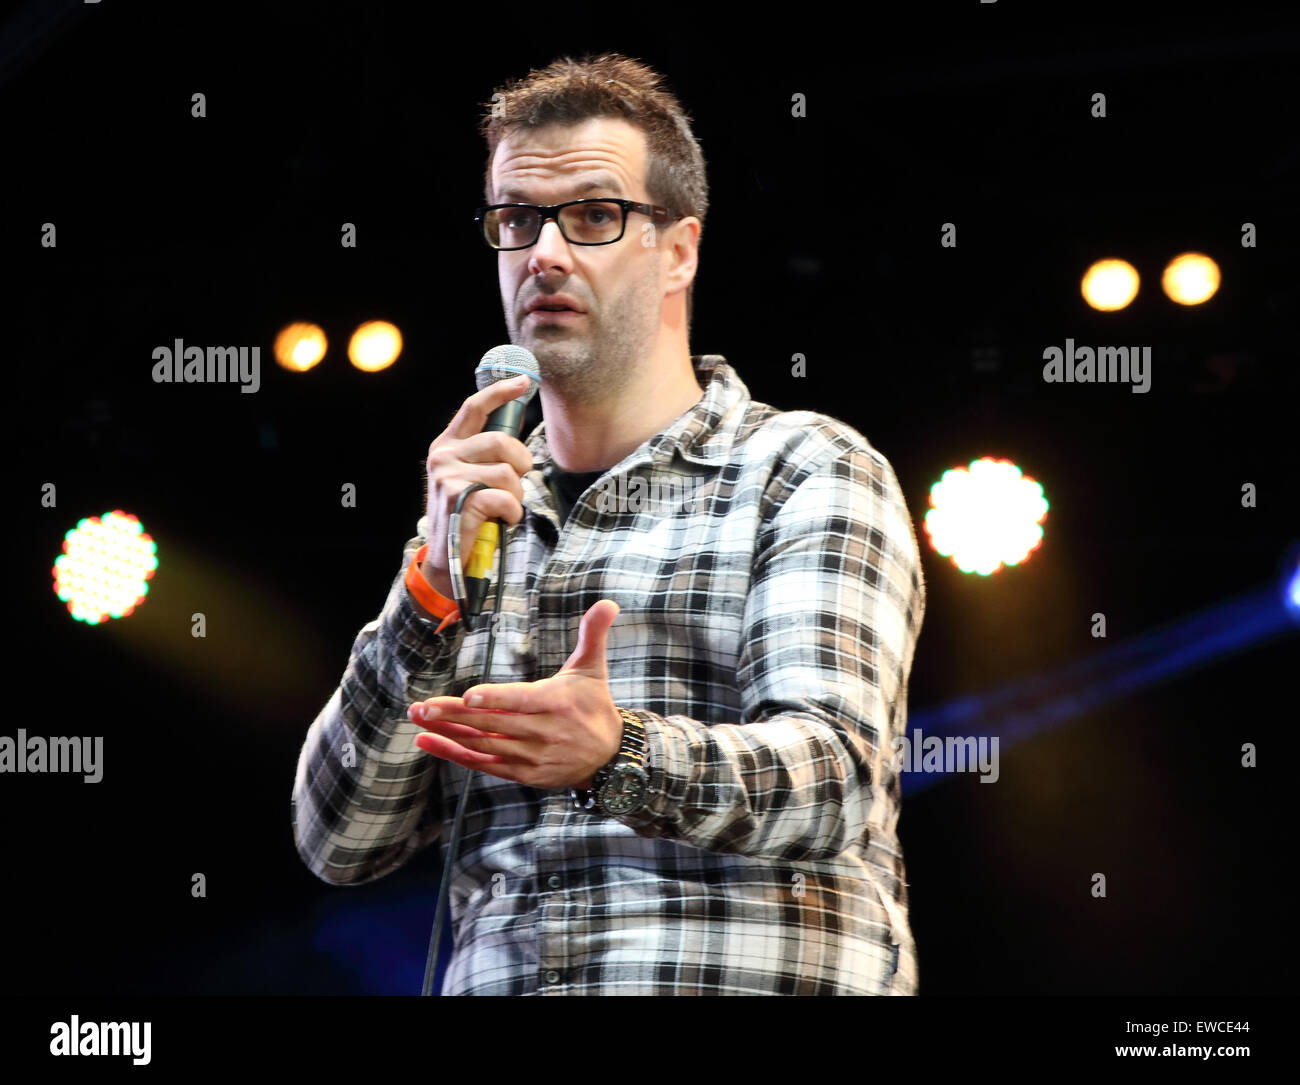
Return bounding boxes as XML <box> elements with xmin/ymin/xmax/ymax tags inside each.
<box><xmin>417</xmin><ymin>718</ymin><xmax>535</xmax><ymax>760</ymax></box>
<box><xmin>414</xmin><ymin>703</ymin><xmax>542</xmax><ymax>741</ymax></box>
<box><xmin>408</xmin><ymin>703</ymin><xmax>514</xmax><ymax>740</ymax></box>
<box><xmin>444</xmin><ymin>376</ymin><xmax>533</xmax><ymax>442</ymax></box>
<box><xmin>444</xmin><ymin>467</ymin><xmax>525</xmax><ymax>516</ymax></box>
<box><xmin>413</xmin><ymin>732</ymin><xmax>518</xmax><ymax>776</ymax></box>
<box><xmin>451</xmin><ymin>459</ymin><xmax>527</xmax><ymax>503</ymax></box>
<box><xmin>411</xmin><ymin>715</ymin><xmax>514</xmax><ymax>741</ymax></box>
<box><xmin>426</xmin><ymin>432</ymin><xmax>532</xmax><ymax>486</ymax></box>
<box><xmin>559</xmin><ymin>599</ymin><xmax>619</xmax><ymax>676</ymax></box>
<box><xmin>462</xmin><ymin>681</ymin><xmax>552</xmax><ymax>715</ymax></box>
<box><xmin>449</xmin><ymin>482</ymin><xmax>526</xmax><ymax>534</ymax></box>
<box><xmin>456</xmin><ymin>493</ymin><xmax>527</xmax><ymax>558</ymax></box>
<box><xmin>456</xmin><ymin>431</ymin><xmax>535</xmax><ymax>478</ymax></box>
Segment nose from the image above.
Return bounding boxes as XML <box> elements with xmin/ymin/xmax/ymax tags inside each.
<box><xmin>527</xmin><ymin>216</ymin><xmax>571</xmax><ymax>275</ymax></box>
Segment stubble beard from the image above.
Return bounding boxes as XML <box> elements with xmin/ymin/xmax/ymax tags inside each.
<box><xmin>509</xmin><ymin>271</ymin><xmax>659</xmax><ymax>408</ymax></box>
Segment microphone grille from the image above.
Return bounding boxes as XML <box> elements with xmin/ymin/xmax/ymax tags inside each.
<box><xmin>476</xmin><ymin>344</ymin><xmax>541</xmax><ymax>404</ymax></box>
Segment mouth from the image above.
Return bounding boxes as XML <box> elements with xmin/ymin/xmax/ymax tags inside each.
<box><xmin>527</xmin><ymin>308</ymin><xmax>584</xmax><ymax>322</ymax></box>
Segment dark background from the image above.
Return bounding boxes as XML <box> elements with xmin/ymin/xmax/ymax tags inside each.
<box><xmin>2</xmin><ymin>0</ymin><xmax>1296</xmax><ymax>995</ymax></box>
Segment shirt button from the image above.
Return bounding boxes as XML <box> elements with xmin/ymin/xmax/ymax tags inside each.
<box><xmin>544</xmin><ymin>970</ymin><xmax>561</xmax><ymax>984</ymax></box>
<box><xmin>547</xmin><ymin>874</ymin><xmax>562</xmax><ymax>890</ymax></box>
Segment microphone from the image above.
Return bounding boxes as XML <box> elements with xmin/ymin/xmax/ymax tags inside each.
<box><xmin>462</xmin><ymin>345</ymin><xmax>541</xmax><ymax>616</ymax></box>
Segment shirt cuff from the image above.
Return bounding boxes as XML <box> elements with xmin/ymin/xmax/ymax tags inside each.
<box><xmin>405</xmin><ymin>543</ymin><xmax>461</xmax><ymax>633</ymax></box>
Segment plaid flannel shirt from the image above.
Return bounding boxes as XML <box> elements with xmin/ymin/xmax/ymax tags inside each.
<box><xmin>292</xmin><ymin>355</ymin><xmax>926</xmax><ymax>995</ymax></box>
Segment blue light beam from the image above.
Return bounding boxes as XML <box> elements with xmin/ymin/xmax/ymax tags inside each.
<box><xmin>901</xmin><ymin>569</ymin><xmax>1299</xmax><ymax>797</ymax></box>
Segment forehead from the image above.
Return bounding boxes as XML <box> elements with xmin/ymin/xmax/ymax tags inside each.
<box><xmin>491</xmin><ymin>116</ymin><xmax>648</xmax><ymax>200</ymax></box>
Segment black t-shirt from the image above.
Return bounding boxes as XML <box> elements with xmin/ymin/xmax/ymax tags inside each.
<box><xmin>545</xmin><ymin>465</ymin><xmax>605</xmax><ymax>525</ymax></box>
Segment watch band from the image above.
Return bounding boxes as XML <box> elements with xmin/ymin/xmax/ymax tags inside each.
<box><xmin>592</xmin><ymin>707</ymin><xmax>646</xmax><ymax>791</ymax></box>
<box><xmin>571</xmin><ymin>707</ymin><xmax>646</xmax><ymax>811</ymax></box>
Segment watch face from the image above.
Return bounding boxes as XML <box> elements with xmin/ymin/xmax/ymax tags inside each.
<box><xmin>600</xmin><ymin>765</ymin><xmax>648</xmax><ymax>815</ymax></box>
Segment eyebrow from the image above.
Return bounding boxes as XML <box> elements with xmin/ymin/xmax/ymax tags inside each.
<box><xmin>496</xmin><ymin>176</ymin><xmax>626</xmax><ymax>202</ymax></box>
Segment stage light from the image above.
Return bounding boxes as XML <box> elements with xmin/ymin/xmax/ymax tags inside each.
<box><xmin>52</xmin><ymin>510</ymin><xmax>158</xmax><ymax>624</ymax></box>
<box><xmin>1162</xmin><ymin>252</ymin><xmax>1220</xmax><ymax>305</ymax></box>
<box><xmin>274</xmin><ymin>322</ymin><xmax>328</xmax><ymax>372</ymax></box>
<box><xmin>1285</xmin><ymin>557</ymin><xmax>1300</xmax><ymax>623</ymax></box>
<box><xmin>1081</xmin><ymin>259</ymin><xmax>1140</xmax><ymax>311</ymax></box>
<box><xmin>924</xmin><ymin>458</ymin><xmax>1049</xmax><ymax>575</ymax></box>
<box><xmin>348</xmin><ymin>321</ymin><xmax>403</xmax><ymax>372</ymax></box>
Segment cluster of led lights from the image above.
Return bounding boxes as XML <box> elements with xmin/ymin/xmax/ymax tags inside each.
<box><xmin>1082</xmin><ymin>252</ymin><xmax>1220</xmax><ymax>311</ymax></box>
<box><xmin>52</xmin><ymin>510</ymin><xmax>158</xmax><ymax>624</ymax></box>
<box><xmin>925</xmin><ymin>458</ymin><xmax>1049</xmax><ymax>575</ymax></box>
<box><xmin>273</xmin><ymin>321</ymin><xmax>403</xmax><ymax>372</ymax></box>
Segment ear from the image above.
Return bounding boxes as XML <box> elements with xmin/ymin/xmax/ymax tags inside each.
<box><xmin>666</xmin><ymin>216</ymin><xmax>701</xmax><ymax>293</ymax></box>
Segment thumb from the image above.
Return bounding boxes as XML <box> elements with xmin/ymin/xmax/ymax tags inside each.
<box><xmin>559</xmin><ymin>599</ymin><xmax>620</xmax><ymax>676</ymax></box>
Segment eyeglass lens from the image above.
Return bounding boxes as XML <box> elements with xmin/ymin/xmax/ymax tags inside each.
<box><xmin>483</xmin><ymin>202</ymin><xmax>624</xmax><ymax>248</ymax></box>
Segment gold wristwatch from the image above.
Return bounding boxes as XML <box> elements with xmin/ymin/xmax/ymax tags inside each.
<box><xmin>570</xmin><ymin>707</ymin><xmax>649</xmax><ymax>815</ymax></box>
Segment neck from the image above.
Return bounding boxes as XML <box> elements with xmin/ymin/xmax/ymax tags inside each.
<box><xmin>541</xmin><ymin>347</ymin><xmax>704</xmax><ymax>473</ymax></box>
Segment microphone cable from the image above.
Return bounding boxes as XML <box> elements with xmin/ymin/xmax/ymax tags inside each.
<box><xmin>420</xmin><ymin>481</ymin><xmax>508</xmax><ymax>996</ymax></box>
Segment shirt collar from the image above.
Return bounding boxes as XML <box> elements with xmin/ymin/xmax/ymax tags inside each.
<box><xmin>525</xmin><ymin>354</ymin><xmax>748</xmax><ymax>474</ymax></box>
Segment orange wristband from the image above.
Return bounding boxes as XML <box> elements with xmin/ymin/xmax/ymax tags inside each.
<box><xmin>406</xmin><ymin>543</ymin><xmax>461</xmax><ymax>633</ymax></box>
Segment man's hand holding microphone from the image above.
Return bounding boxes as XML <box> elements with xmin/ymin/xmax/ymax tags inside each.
<box><xmin>419</xmin><ymin>372</ymin><xmax>536</xmax><ymax>600</ymax></box>
<box><xmin>408</xmin><ymin>345</ymin><xmax>627</xmax><ymax>792</ymax></box>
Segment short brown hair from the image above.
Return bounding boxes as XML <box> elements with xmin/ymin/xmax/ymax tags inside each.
<box><xmin>480</xmin><ymin>53</ymin><xmax>708</xmax><ymax>330</ymax></box>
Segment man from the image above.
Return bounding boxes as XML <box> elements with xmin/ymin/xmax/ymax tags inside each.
<box><xmin>291</xmin><ymin>53</ymin><xmax>927</xmax><ymax>995</ymax></box>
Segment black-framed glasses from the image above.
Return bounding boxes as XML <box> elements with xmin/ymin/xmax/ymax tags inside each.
<box><xmin>474</xmin><ymin>198</ymin><xmax>683</xmax><ymax>250</ymax></box>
